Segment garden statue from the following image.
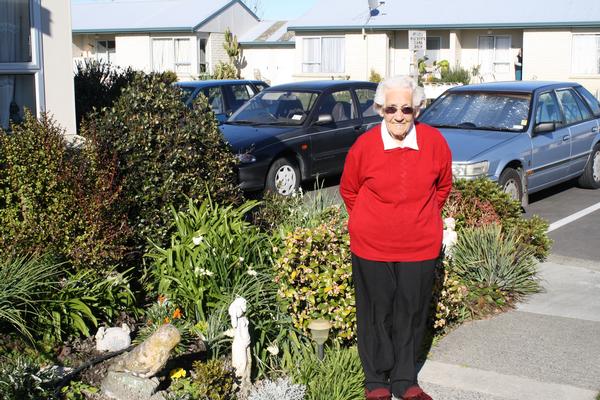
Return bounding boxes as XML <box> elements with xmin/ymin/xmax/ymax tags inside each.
<box><xmin>228</xmin><ymin>296</ymin><xmax>251</xmax><ymax>386</ymax></box>
<box><xmin>443</xmin><ymin>217</ymin><xmax>458</xmax><ymax>257</ymax></box>
<box><xmin>96</xmin><ymin>324</ymin><xmax>132</xmax><ymax>352</ymax></box>
<box><xmin>102</xmin><ymin>324</ymin><xmax>180</xmax><ymax>400</ymax></box>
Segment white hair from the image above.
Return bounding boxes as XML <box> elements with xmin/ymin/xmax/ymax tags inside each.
<box><xmin>373</xmin><ymin>75</ymin><xmax>425</xmax><ymax>112</ymax></box>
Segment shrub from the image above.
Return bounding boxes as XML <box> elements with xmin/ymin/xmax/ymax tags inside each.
<box><xmin>213</xmin><ymin>61</ymin><xmax>239</xmax><ymax>79</ymax></box>
<box><xmin>439</xmin><ymin>64</ymin><xmax>471</xmax><ymax>85</ymax></box>
<box><xmin>0</xmin><ymin>352</ymin><xmax>58</xmax><ymax>400</ymax></box>
<box><xmin>248</xmin><ymin>377</ymin><xmax>306</xmax><ymax>400</ymax></box>
<box><xmin>74</xmin><ymin>59</ymin><xmax>136</xmax><ymax>131</ymax></box>
<box><xmin>274</xmin><ymin>207</ymin><xmax>355</xmax><ymax>343</ymax></box>
<box><xmin>431</xmin><ymin>258</ymin><xmax>469</xmax><ymax>332</ymax></box>
<box><xmin>168</xmin><ymin>359</ymin><xmax>237</xmax><ymax>400</ymax></box>
<box><xmin>290</xmin><ymin>344</ymin><xmax>363</xmax><ymax>400</ymax></box>
<box><xmin>452</xmin><ymin>224</ymin><xmax>541</xmax><ymax>303</ymax></box>
<box><xmin>0</xmin><ymin>112</ymin><xmax>130</xmax><ymax>270</ymax></box>
<box><xmin>83</xmin><ymin>73</ymin><xmax>241</xmax><ymax>253</ymax></box>
<box><xmin>368</xmin><ymin>69</ymin><xmax>382</xmax><ymax>83</ymax></box>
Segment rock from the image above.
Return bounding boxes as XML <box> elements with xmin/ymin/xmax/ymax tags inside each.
<box><xmin>101</xmin><ymin>371</ymin><xmax>164</xmax><ymax>400</ymax></box>
<box><xmin>96</xmin><ymin>324</ymin><xmax>132</xmax><ymax>352</ymax></box>
<box><xmin>108</xmin><ymin>324</ymin><xmax>180</xmax><ymax>378</ymax></box>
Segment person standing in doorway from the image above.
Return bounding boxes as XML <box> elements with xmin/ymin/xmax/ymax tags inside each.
<box><xmin>340</xmin><ymin>75</ymin><xmax>452</xmax><ymax>400</ymax></box>
<box><xmin>515</xmin><ymin>48</ymin><xmax>523</xmax><ymax>81</ymax></box>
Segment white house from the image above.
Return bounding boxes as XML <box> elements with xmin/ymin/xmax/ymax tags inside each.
<box><xmin>286</xmin><ymin>0</ymin><xmax>600</xmax><ymax>96</ymax></box>
<box><xmin>1</xmin><ymin>0</ymin><xmax>77</xmax><ymax>136</ymax></box>
<box><xmin>238</xmin><ymin>20</ymin><xmax>295</xmax><ymax>85</ymax></box>
<box><xmin>71</xmin><ymin>0</ymin><xmax>259</xmax><ymax>80</ymax></box>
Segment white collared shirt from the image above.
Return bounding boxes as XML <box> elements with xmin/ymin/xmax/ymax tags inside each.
<box><xmin>380</xmin><ymin>119</ymin><xmax>419</xmax><ymax>151</ymax></box>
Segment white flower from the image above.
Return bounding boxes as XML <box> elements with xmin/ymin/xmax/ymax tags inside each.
<box><xmin>247</xmin><ymin>269</ymin><xmax>258</xmax><ymax>276</ymax></box>
<box><xmin>224</xmin><ymin>328</ymin><xmax>235</xmax><ymax>338</ymax></box>
<box><xmin>239</xmin><ymin>257</ymin><xmax>244</xmax><ymax>262</ymax></box>
<box><xmin>192</xmin><ymin>235</ymin><xmax>204</xmax><ymax>246</ymax></box>
<box><xmin>194</xmin><ymin>267</ymin><xmax>213</xmax><ymax>277</ymax></box>
<box><xmin>266</xmin><ymin>343</ymin><xmax>279</xmax><ymax>355</ymax></box>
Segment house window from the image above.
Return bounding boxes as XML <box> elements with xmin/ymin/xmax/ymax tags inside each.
<box><xmin>425</xmin><ymin>36</ymin><xmax>441</xmax><ymax>66</ymax></box>
<box><xmin>1</xmin><ymin>0</ymin><xmax>40</xmax><ymax>130</ymax></box>
<box><xmin>96</xmin><ymin>40</ymin><xmax>115</xmax><ymax>63</ymax></box>
<box><xmin>572</xmin><ymin>34</ymin><xmax>600</xmax><ymax>75</ymax></box>
<box><xmin>198</xmin><ymin>38</ymin><xmax>207</xmax><ymax>73</ymax></box>
<box><xmin>302</xmin><ymin>37</ymin><xmax>344</xmax><ymax>73</ymax></box>
<box><xmin>478</xmin><ymin>35</ymin><xmax>511</xmax><ymax>74</ymax></box>
<box><xmin>152</xmin><ymin>37</ymin><xmax>192</xmax><ymax>75</ymax></box>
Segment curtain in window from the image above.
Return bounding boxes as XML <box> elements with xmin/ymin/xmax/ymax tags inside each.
<box><xmin>152</xmin><ymin>38</ymin><xmax>174</xmax><ymax>72</ymax></box>
<box><xmin>493</xmin><ymin>36</ymin><xmax>510</xmax><ymax>73</ymax></box>
<box><xmin>302</xmin><ymin>38</ymin><xmax>320</xmax><ymax>73</ymax></box>
<box><xmin>321</xmin><ymin>37</ymin><xmax>344</xmax><ymax>73</ymax></box>
<box><xmin>572</xmin><ymin>34</ymin><xmax>599</xmax><ymax>74</ymax></box>
<box><xmin>174</xmin><ymin>38</ymin><xmax>191</xmax><ymax>74</ymax></box>
<box><xmin>478</xmin><ymin>36</ymin><xmax>494</xmax><ymax>75</ymax></box>
<box><xmin>0</xmin><ymin>0</ymin><xmax>30</xmax><ymax>129</ymax></box>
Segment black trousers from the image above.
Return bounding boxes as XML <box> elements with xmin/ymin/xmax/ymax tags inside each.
<box><xmin>352</xmin><ymin>253</ymin><xmax>436</xmax><ymax>397</ymax></box>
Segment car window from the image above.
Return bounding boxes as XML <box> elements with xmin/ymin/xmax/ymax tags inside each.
<box><xmin>556</xmin><ymin>89</ymin><xmax>591</xmax><ymax>124</ymax></box>
<box><xmin>254</xmin><ymin>82</ymin><xmax>269</xmax><ymax>92</ymax></box>
<box><xmin>229</xmin><ymin>90</ymin><xmax>319</xmax><ymax>126</ymax></box>
<box><xmin>316</xmin><ymin>90</ymin><xmax>355</xmax><ymax>123</ymax></box>
<box><xmin>355</xmin><ymin>88</ymin><xmax>378</xmax><ymax>117</ymax></box>
<box><xmin>419</xmin><ymin>92</ymin><xmax>531</xmax><ymax>132</ymax></box>
<box><xmin>231</xmin><ymin>84</ymin><xmax>253</xmax><ymax>101</ymax></box>
<box><xmin>575</xmin><ymin>86</ymin><xmax>600</xmax><ymax>116</ymax></box>
<box><xmin>535</xmin><ymin>92</ymin><xmax>562</xmax><ymax>124</ymax></box>
<box><xmin>203</xmin><ymin>86</ymin><xmax>224</xmax><ymax>114</ymax></box>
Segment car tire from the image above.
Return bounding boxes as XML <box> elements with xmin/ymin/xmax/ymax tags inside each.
<box><xmin>577</xmin><ymin>143</ymin><xmax>600</xmax><ymax>189</ymax></box>
<box><xmin>499</xmin><ymin>168</ymin><xmax>523</xmax><ymax>203</ymax></box>
<box><xmin>265</xmin><ymin>157</ymin><xmax>300</xmax><ymax>196</ymax></box>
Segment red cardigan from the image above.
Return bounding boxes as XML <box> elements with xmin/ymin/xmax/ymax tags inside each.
<box><xmin>340</xmin><ymin>122</ymin><xmax>452</xmax><ymax>262</ymax></box>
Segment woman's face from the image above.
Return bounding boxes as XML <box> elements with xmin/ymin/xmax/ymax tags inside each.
<box><xmin>380</xmin><ymin>87</ymin><xmax>416</xmax><ymax>141</ymax></box>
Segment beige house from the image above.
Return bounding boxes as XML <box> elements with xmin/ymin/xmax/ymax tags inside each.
<box><xmin>285</xmin><ymin>0</ymin><xmax>600</xmax><ymax>97</ymax></box>
<box><xmin>1</xmin><ymin>0</ymin><xmax>76</xmax><ymax>136</ymax></box>
<box><xmin>71</xmin><ymin>0</ymin><xmax>259</xmax><ymax>81</ymax></box>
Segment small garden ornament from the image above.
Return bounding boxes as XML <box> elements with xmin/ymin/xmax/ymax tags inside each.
<box><xmin>228</xmin><ymin>296</ymin><xmax>251</xmax><ymax>387</ymax></box>
<box><xmin>95</xmin><ymin>324</ymin><xmax>132</xmax><ymax>352</ymax></box>
<box><xmin>443</xmin><ymin>217</ymin><xmax>458</xmax><ymax>257</ymax></box>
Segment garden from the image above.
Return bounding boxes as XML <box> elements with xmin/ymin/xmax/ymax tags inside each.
<box><xmin>0</xmin><ymin>62</ymin><xmax>551</xmax><ymax>400</ymax></box>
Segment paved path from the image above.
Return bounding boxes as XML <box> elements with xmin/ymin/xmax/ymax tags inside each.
<box><xmin>419</xmin><ymin>258</ymin><xmax>600</xmax><ymax>400</ymax></box>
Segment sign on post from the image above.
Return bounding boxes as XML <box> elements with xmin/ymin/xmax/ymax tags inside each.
<box><xmin>408</xmin><ymin>30</ymin><xmax>426</xmax><ymax>52</ymax></box>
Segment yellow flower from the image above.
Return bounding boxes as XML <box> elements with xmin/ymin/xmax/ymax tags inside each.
<box><xmin>164</xmin><ymin>317</ymin><xmax>170</xmax><ymax>324</ymax></box>
<box><xmin>169</xmin><ymin>368</ymin><xmax>186</xmax><ymax>380</ymax></box>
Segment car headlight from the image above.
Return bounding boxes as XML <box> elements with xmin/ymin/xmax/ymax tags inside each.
<box><xmin>452</xmin><ymin>161</ymin><xmax>489</xmax><ymax>178</ymax></box>
<box><xmin>236</xmin><ymin>153</ymin><xmax>257</xmax><ymax>164</ymax></box>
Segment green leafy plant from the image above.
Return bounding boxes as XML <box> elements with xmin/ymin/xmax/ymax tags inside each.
<box><xmin>452</xmin><ymin>224</ymin><xmax>541</xmax><ymax>302</ymax></box>
<box><xmin>274</xmin><ymin>207</ymin><xmax>355</xmax><ymax>343</ymax></box>
<box><xmin>213</xmin><ymin>61</ymin><xmax>239</xmax><ymax>79</ymax></box>
<box><xmin>60</xmin><ymin>380</ymin><xmax>99</xmax><ymax>400</ymax></box>
<box><xmin>0</xmin><ymin>256</ymin><xmax>60</xmax><ymax>342</ymax></box>
<box><xmin>290</xmin><ymin>344</ymin><xmax>364</xmax><ymax>400</ymax></box>
<box><xmin>439</xmin><ymin>64</ymin><xmax>471</xmax><ymax>85</ymax></box>
<box><xmin>168</xmin><ymin>359</ymin><xmax>237</xmax><ymax>400</ymax></box>
<box><xmin>368</xmin><ymin>69</ymin><xmax>382</xmax><ymax>83</ymax></box>
<box><xmin>83</xmin><ymin>73</ymin><xmax>242</xmax><ymax>254</ymax></box>
<box><xmin>0</xmin><ymin>352</ymin><xmax>58</xmax><ymax>400</ymax></box>
<box><xmin>431</xmin><ymin>258</ymin><xmax>469</xmax><ymax>332</ymax></box>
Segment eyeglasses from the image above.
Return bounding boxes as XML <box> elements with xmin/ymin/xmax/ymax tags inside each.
<box><xmin>383</xmin><ymin>105</ymin><xmax>414</xmax><ymax>115</ymax></box>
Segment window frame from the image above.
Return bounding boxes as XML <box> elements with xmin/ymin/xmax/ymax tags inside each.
<box><xmin>477</xmin><ymin>35</ymin><xmax>512</xmax><ymax>74</ymax></box>
<box><xmin>95</xmin><ymin>39</ymin><xmax>116</xmax><ymax>63</ymax></box>
<box><xmin>150</xmin><ymin>36</ymin><xmax>192</xmax><ymax>74</ymax></box>
<box><xmin>302</xmin><ymin>36</ymin><xmax>345</xmax><ymax>74</ymax></box>
<box><xmin>571</xmin><ymin>33</ymin><xmax>600</xmax><ymax>75</ymax></box>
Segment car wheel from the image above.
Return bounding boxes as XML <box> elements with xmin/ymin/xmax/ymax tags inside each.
<box><xmin>265</xmin><ymin>157</ymin><xmax>300</xmax><ymax>196</ymax></box>
<box><xmin>499</xmin><ymin>168</ymin><xmax>523</xmax><ymax>203</ymax></box>
<box><xmin>577</xmin><ymin>143</ymin><xmax>600</xmax><ymax>189</ymax></box>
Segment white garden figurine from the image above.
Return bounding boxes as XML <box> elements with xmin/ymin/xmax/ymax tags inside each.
<box><xmin>228</xmin><ymin>296</ymin><xmax>251</xmax><ymax>386</ymax></box>
<box><xmin>442</xmin><ymin>217</ymin><xmax>458</xmax><ymax>257</ymax></box>
<box><xmin>95</xmin><ymin>323</ymin><xmax>132</xmax><ymax>352</ymax></box>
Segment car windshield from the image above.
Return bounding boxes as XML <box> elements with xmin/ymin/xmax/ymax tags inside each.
<box><xmin>419</xmin><ymin>91</ymin><xmax>532</xmax><ymax>132</ymax></box>
<box><xmin>228</xmin><ymin>90</ymin><xmax>319</xmax><ymax>126</ymax></box>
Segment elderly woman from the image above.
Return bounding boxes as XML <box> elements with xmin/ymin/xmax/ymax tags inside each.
<box><xmin>340</xmin><ymin>75</ymin><xmax>452</xmax><ymax>400</ymax></box>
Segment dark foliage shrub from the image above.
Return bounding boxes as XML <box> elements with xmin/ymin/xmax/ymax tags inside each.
<box><xmin>0</xmin><ymin>112</ymin><xmax>130</xmax><ymax>269</ymax></box>
<box><xmin>82</xmin><ymin>74</ymin><xmax>241</xmax><ymax>252</ymax></box>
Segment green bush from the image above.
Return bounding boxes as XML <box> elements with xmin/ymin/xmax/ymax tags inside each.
<box><xmin>0</xmin><ymin>352</ymin><xmax>58</xmax><ymax>400</ymax></box>
<box><xmin>213</xmin><ymin>61</ymin><xmax>239</xmax><ymax>79</ymax></box>
<box><xmin>439</xmin><ymin>64</ymin><xmax>471</xmax><ymax>85</ymax></box>
<box><xmin>74</xmin><ymin>59</ymin><xmax>136</xmax><ymax>131</ymax></box>
<box><xmin>452</xmin><ymin>224</ymin><xmax>541</xmax><ymax>303</ymax></box>
<box><xmin>431</xmin><ymin>258</ymin><xmax>469</xmax><ymax>332</ymax></box>
<box><xmin>368</xmin><ymin>69</ymin><xmax>382</xmax><ymax>83</ymax></box>
<box><xmin>0</xmin><ymin>112</ymin><xmax>131</xmax><ymax>270</ymax></box>
<box><xmin>168</xmin><ymin>359</ymin><xmax>236</xmax><ymax>400</ymax></box>
<box><xmin>444</xmin><ymin>178</ymin><xmax>551</xmax><ymax>260</ymax></box>
<box><xmin>274</xmin><ymin>207</ymin><xmax>355</xmax><ymax>343</ymax></box>
<box><xmin>83</xmin><ymin>74</ymin><xmax>242</xmax><ymax>252</ymax></box>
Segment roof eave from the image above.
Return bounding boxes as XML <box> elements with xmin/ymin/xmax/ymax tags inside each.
<box><xmin>193</xmin><ymin>0</ymin><xmax>259</xmax><ymax>31</ymax></box>
<box><xmin>289</xmin><ymin>21</ymin><xmax>600</xmax><ymax>31</ymax></box>
<box><xmin>239</xmin><ymin>41</ymin><xmax>295</xmax><ymax>47</ymax></box>
<box><xmin>73</xmin><ymin>27</ymin><xmax>195</xmax><ymax>34</ymax></box>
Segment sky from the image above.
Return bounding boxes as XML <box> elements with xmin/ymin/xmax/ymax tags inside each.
<box><xmin>245</xmin><ymin>0</ymin><xmax>319</xmax><ymax>21</ymax></box>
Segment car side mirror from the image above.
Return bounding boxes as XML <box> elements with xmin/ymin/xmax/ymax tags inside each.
<box><xmin>314</xmin><ymin>114</ymin><xmax>333</xmax><ymax>125</ymax></box>
<box><xmin>534</xmin><ymin>121</ymin><xmax>556</xmax><ymax>134</ymax></box>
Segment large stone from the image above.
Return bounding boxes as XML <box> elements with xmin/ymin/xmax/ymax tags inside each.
<box><xmin>109</xmin><ymin>324</ymin><xmax>181</xmax><ymax>378</ymax></box>
<box><xmin>101</xmin><ymin>371</ymin><xmax>165</xmax><ymax>400</ymax></box>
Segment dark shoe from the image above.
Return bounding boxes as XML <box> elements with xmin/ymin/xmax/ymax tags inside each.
<box><xmin>401</xmin><ymin>385</ymin><xmax>433</xmax><ymax>400</ymax></box>
<box><xmin>365</xmin><ymin>387</ymin><xmax>392</xmax><ymax>400</ymax></box>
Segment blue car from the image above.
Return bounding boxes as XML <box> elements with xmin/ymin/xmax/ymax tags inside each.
<box><xmin>174</xmin><ymin>79</ymin><xmax>269</xmax><ymax>123</ymax></box>
<box><xmin>418</xmin><ymin>81</ymin><xmax>600</xmax><ymax>205</ymax></box>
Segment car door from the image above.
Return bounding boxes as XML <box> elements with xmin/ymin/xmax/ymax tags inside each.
<box><xmin>308</xmin><ymin>88</ymin><xmax>363</xmax><ymax>176</ymax></box>
<box><xmin>528</xmin><ymin>90</ymin><xmax>572</xmax><ymax>191</ymax></box>
<box><xmin>555</xmin><ymin>88</ymin><xmax>598</xmax><ymax>175</ymax></box>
